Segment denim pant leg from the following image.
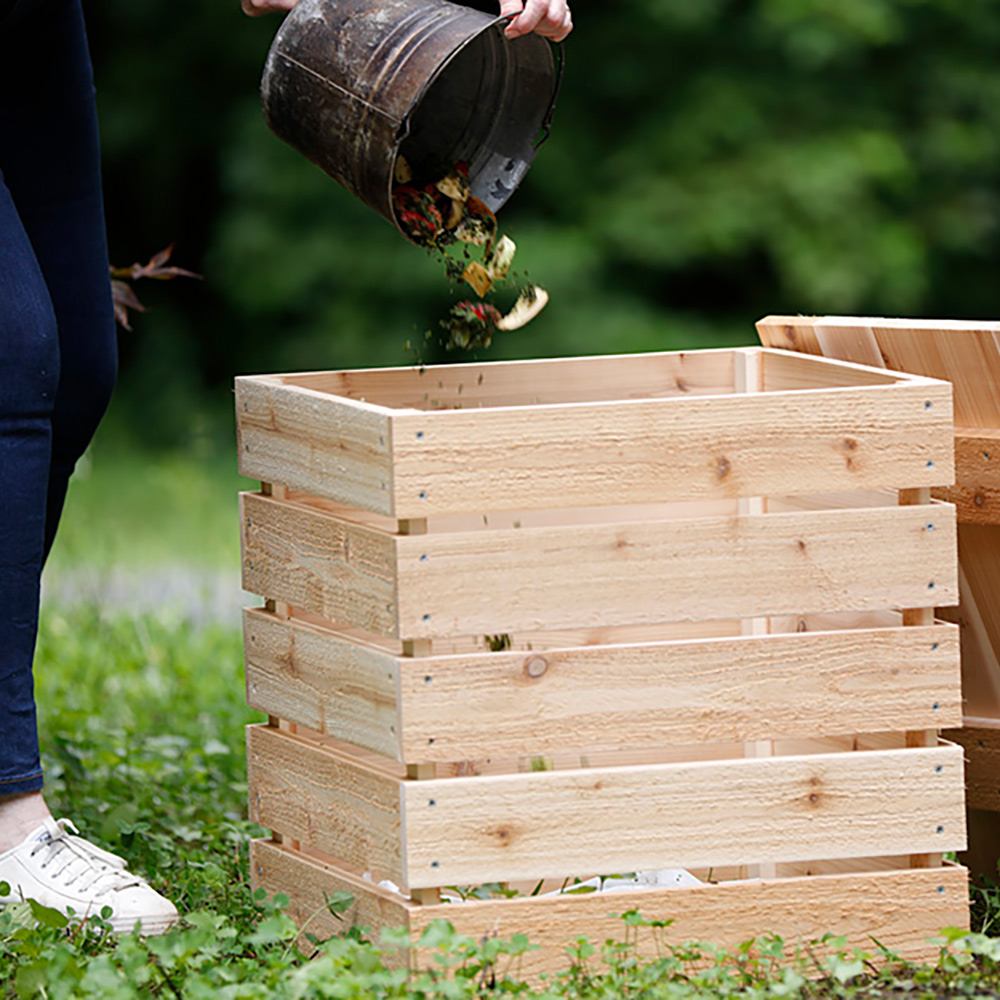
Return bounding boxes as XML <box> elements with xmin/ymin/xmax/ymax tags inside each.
<box><xmin>0</xmin><ymin>0</ymin><xmax>117</xmax><ymax>794</ymax></box>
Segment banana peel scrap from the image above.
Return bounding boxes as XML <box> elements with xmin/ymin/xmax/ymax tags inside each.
<box><xmin>497</xmin><ymin>286</ymin><xmax>548</xmax><ymax>330</ymax></box>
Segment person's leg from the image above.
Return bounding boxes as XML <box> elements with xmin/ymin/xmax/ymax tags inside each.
<box><xmin>0</xmin><ymin>169</ymin><xmax>60</xmax><ymax>827</ymax></box>
<box><xmin>0</xmin><ymin>0</ymin><xmax>115</xmax><ymax>846</ymax></box>
<box><xmin>0</xmin><ymin>0</ymin><xmax>118</xmax><ymax>563</ymax></box>
<box><xmin>0</xmin><ymin>0</ymin><xmax>176</xmax><ymax>933</ymax></box>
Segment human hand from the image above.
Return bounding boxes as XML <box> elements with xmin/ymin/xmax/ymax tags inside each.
<box><xmin>241</xmin><ymin>0</ymin><xmax>297</xmax><ymax>16</ymax></box>
<box><xmin>499</xmin><ymin>0</ymin><xmax>572</xmax><ymax>41</ymax></box>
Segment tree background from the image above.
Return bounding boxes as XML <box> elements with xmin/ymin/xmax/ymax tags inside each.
<box><xmin>86</xmin><ymin>0</ymin><xmax>1000</xmax><ymax>450</ymax></box>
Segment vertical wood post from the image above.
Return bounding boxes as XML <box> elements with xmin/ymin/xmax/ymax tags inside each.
<box><xmin>399</xmin><ymin>518</ymin><xmax>441</xmax><ymax>903</ymax></box>
<box><xmin>735</xmin><ymin>350</ymin><xmax>775</xmax><ymax>879</ymax></box>
<box><xmin>900</xmin><ymin>486</ymin><xmax>941</xmax><ymax>868</ymax></box>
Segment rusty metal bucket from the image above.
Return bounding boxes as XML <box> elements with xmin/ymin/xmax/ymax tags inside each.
<box><xmin>260</xmin><ymin>0</ymin><xmax>561</xmax><ymax>242</ymax></box>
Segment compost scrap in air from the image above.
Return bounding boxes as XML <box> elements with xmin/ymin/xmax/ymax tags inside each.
<box><xmin>392</xmin><ymin>156</ymin><xmax>548</xmax><ymax>352</ymax></box>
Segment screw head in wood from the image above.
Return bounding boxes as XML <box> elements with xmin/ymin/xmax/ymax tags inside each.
<box><xmin>524</xmin><ymin>656</ymin><xmax>548</xmax><ymax>679</ymax></box>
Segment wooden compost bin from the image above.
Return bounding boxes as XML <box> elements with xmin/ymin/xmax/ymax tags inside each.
<box><xmin>757</xmin><ymin>317</ymin><xmax>1000</xmax><ymax>879</ymax></box>
<box><xmin>236</xmin><ymin>347</ymin><xmax>969</xmax><ymax>976</ymax></box>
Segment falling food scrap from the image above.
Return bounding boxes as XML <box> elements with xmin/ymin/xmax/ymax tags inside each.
<box><xmin>392</xmin><ymin>156</ymin><xmax>549</xmax><ymax>353</ymax></box>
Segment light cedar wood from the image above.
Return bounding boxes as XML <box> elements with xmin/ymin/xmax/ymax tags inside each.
<box><xmin>247</xmin><ymin>725</ymin><xmax>965</xmax><ymax>890</ymax></box>
<box><xmin>250</xmin><ymin>839</ymin><xmax>410</xmax><ymax>942</ymax></box>
<box><xmin>258</xmin><ymin>349</ymin><xmax>737</xmax><ymax>409</ymax></box>
<box><xmin>757</xmin><ymin>317</ymin><xmax>1000</xmax><ymax>722</ymax></box>
<box><xmin>237</xmin><ymin>374</ymin><xmax>396</xmax><ymax>517</ymax></box>
<box><xmin>757</xmin><ymin>316</ymin><xmax>1000</xmax><ymax>429</ymax></box>
<box><xmin>399</xmin><ymin>744</ymin><xmax>966</xmax><ymax>888</ymax></box>
<box><xmin>388</xmin><ymin>381</ymin><xmax>952</xmax><ymax>517</ymax></box>
<box><xmin>393</xmin><ymin>504</ymin><xmax>956</xmax><ymax>639</ymax></box>
<box><xmin>934</xmin><ymin>429</ymin><xmax>1000</xmax><ymax>524</ymax></box>
<box><xmin>243</xmin><ymin>608</ymin><xmax>959</xmax><ymax>761</ymax></box>
<box><xmin>243</xmin><ymin>607</ymin><xmax>401</xmax><ymax>757</ymax></box>
<box><xmin>242</xmin><ymin>493</ymin><xmax>956</xmax><ymax>639</ymax></box>
<box><xmin>242</xmin><ymin>492</ymin><xmax>956</xmax><ymax>639</ymax></box>
<box><xmin>241</xmin><ymin>492</ymin><xmax>398</xmax><ymax>636</ymax></box>
<box><xmin>250</xmin><ymin>840</ymin><xmax>969</xmax><ymax>975</ymax></box>
<box><xmin>247</xmin><ymin>724</ymin><xmax>404</xmax><ymax>885</ymax></box>
<box><xmin>236</xmin><ymin>350</ymin><xmax>952</xmax><ymax>518</ymax></box>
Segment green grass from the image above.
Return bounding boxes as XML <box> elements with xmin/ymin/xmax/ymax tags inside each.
<box><xmin>6</xmin><ymin>445</ymin><xmax>1000</xmax><ymax>995</ymax></box>
<box><xmin>47</xmin><ymin>443</ymin><xmax>251</xmax><ymax>573</ymax></box>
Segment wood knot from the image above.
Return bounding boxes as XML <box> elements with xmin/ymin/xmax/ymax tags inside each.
<box><xmin>675</xmin><ymin>377</ymin><xmax>689</xmax><ymax>393</ymax></box>
<box><xmin>975</xmin><ymin>493</ymin><xmax>986</xmax><ymax>507</ymax></box>
<box><xmin>796</xmin><ymin>539</ymin><xmax>807</xmax><ymax>553</ymax></box>
<box><xmin>488</xmin><ymin>826</ymin><xmax>515</xmax><ymax>847</ymax></box>
<box><xmin>784</xmin><ymin>325</ymin><xmax>798</xmax><ymax>343</ymax></box>
<box><xmin>716</xmin><ymin>456</ymin><xmax>731</xmax><ymax>480</ymax></box>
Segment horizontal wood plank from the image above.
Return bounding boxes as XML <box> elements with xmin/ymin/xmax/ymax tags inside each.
<box><xmin>934</xmin><ymin>429</ymin><xmax>1000</xmax><ymax>524</ymax></box>
<box><xmin>757</xmin><ymin>315</ymin><xmax>1000</xmax><ymax>429</ymax></box>
<box><xmin>242</xmin><ymin>609</ymin><xmax>960</xmax><ymax>761</ymax></box>
<box><xmin>241</xmin><ymin>492</ymin><xmax>399</xmax><ymax>635</ymax></box>
<box><xmin>247</xmin><ymin>724</ymin><xmax>404</xmax><ymax>885</ymax></box>
<box><xmin>243</xmin><ymin>608</ymin><xmax>402</xmax><ymax>759</ymax></box>
<box><xmin>401</xmin><ymin>745</ymin><xmax>966</xmax><ymax>887</ymax></box>
<box><xmin>252</xmin><ymin>840</ymin><xmax>968</xmax><ymax>975</ymax></box>
<box><xmin>410</xmin><ymin>864</ymin><xmax>970</xmax><ymax>974</ymax></box>
<box><xmin>394</xmin><ymin>504</ymin><xmax>957</xmax><ymax>638</ymax></box>
<box><xmin>250</xmin><ymin>839</ymin><xmax>410</xmax><ymax>945</ymax></box>
<box><xmin>397</xmin><ymin>623</ymin><xmax>960</xmax><ymax>759</ymax></box>
<box><xmin>237</xmin><ymin>350</ymin><xmax>951</xmax><ymax>516</ymax></box>
<box><xmin>267</xmin><ymin>350</ymin><xmax>737</xmax><ymax>409</ymax></box>
<box><xmin>388</xmin><ymin>381</ymin><xmax>952</xmax><ymax>517</ymax></box>
<box><xmin>237</xmin><ymin>375</ymin><xmax>395</xmax><ymax>516</ymax></box>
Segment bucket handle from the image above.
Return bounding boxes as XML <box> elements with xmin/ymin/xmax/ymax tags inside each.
<box><xmin>492</xmin><ymin>13</ymin><xmax>565</xmax><ymax>151</ymax></box>
<box><xmin>535</xmin><ymin>39</ymin><xmax>564</xmax><ymax>149</ymax></box>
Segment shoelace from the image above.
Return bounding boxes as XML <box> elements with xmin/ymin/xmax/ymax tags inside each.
<box><xmin>28</xmin><ymin>819</ymin><xmax>143</xmax><ymax>894</ymax></box>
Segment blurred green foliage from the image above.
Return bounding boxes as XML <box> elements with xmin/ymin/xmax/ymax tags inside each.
<box><xmin>87</xmin><ymin>0</ymin><xmax>1000</xmax><ymax>445</ymax></box>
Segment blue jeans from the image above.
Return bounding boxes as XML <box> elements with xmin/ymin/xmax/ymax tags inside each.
<box><xmin>0</xmin><ymin>0</ymin><xmax>117</xmax><ymax>795</ymax></box>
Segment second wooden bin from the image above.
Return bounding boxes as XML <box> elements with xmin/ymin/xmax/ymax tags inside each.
<box><xmin>236</xmin><ymin>346</ymin><xmax>968</xmax><ymax>977</ymax></box>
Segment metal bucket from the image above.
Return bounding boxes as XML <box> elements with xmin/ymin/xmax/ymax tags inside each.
<box><xmin>260</xmin><ymin>0</ymin><xmax>561</xmax><ymax>242</ymax></box>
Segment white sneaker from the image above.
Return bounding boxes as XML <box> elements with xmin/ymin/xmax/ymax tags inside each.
<box><xmin>0</xmin><ymin>818</ymin><xmax>178</xmax><ymax>935</ymax></box>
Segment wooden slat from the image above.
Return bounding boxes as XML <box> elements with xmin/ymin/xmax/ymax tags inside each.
<box><xmin>248</xmin><ymin>728</ymin><xmax>966</xmax><ymax>891</ymax></box>
<box><xmin>238</xmin><ymin>351</ymin><xmax>952</xmax><ymax>517</ymax></box>
<box><xmin>243</xmin><ymin>610</ymin><xmax>959</xmax><ymax>761</ymax></box>
<box><xmin>754</xmin><ymin>318</ymin><xmax>824</xmax><ymax>358</ymax></box>
<box><xmin>250</xmin><ymin>839</ymin><xmax>410</xmax><ymax>943</ymax></box>
<box><xmin>934</xmin><ymin>429</ymin><xmax>1000</xmax><ymax>524</ymax></box>
<box><xmin>241</xmin><ymin>492</ymin><xmax>398</xmax><ymax>635</ymax></box>
<box><xmin>237</xmin><ymin>375</ymin><xmax>396</xmax><ymax>517</ymax></box>
<box><xmin>393</xmin><ymin>504</ymin><xmax>956</xmax><ymax>639</ymax></box>
<box><xmin>400</xmin><ymin>744</ymin><xmax>965</xmax><ymax>887</ymax></box>
<box><xmin>247</xmin><ymin>724</ymin><xmax>405</xmax><ymax>886</ymax></box>
<box><xmin>252</xmin><ymin>840</ymin><xmax>968</xmax><ymax>974</ymax></box>
<box><xmin>757</xmin><ymin>315</ymin><xmax>1000</xmax><ymax>429</ymax></box>
<box><xmin>243</xmin><ymin>494</ymin><xmax>956</xmax><ymax>639</ymax></box>
<box><xmin>397</xmin><ymin>624</ymin><xmax>959</xmax><ymax>760</ymax></box>
<box><xmin>388</xmin><ymin>381</ymin><xmax>952</xmax><ymax>517</ymax></box>
<box><xmin>260</xmin><ymin>349</ymin><xmax>737</xmax><ymax>410</ymax></box>
<box><xmin>243</xmin><ymin>608</ymin><xmax>402</xmax><ymax>758</ymax></box>
<box><xmin>760</xmin><ymin>350</ymin><xmax>897</xmax><ymax>391</ymax></box>
<box><xmin>943</xmin><ymin>724</ymin><xmax>1000</xmax><ymax>812</ymax></box>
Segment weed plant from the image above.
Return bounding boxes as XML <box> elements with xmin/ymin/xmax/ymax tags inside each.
<box><xmin>4</xmin><ymin>601</ymin><xmax>1000</xmax><ymax>997</ymax></box>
